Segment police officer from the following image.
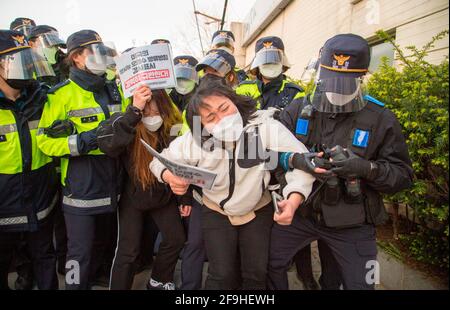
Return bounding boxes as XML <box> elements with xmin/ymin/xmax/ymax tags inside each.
<box><xmin>170</xmin><ymin>55</ymin><xmax>198</xmax><ymax>113</ymax></box>
<box><xmin>236</xmin><ymin>36</ymin><xmax>304</xmax><ymax>110</ymax></box>
<box><xmin>28</xmin><ymin>25</ymin><xmax>68</xmax><ymax>86</ymax></box>
<box><xmin>196</xmin><ymin>48</ymin><xmax>237</xmax><ymax>88</ymax></box>
<box><xmin>29</xmin><ymin>26</ymin><xmax>69</xmax><ymax>277</ymax></box>
<box><xmin>8</xmin><ymin>17</ymin><xmax>39</xmax><ymax>290</ymax></box>
<box><xmin>269</xmin><ymin>33</ymin><xmax>414</xmax><ymax>290</ymax></box>
<box><xmin>36</xmin><ymin>30</ymin><xmax>127</xmax><ymax>290</ymax></box>
<box><xmin>9</xmin><ymin>17</ymin><xmax>36</xmax><ymax>37</ymax></box>
<box><xmin>0</xmin><ymin>30</ymin><xmax>58</xmax><ymax>290</ymax></box>
<box><xmin>210</xmin><ymin>30</ymin><xmax>247</xmax><ymax>83</ymax></box>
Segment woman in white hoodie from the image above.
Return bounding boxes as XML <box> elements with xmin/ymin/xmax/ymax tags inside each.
<box><xmin>150</xmin><ymin>78</ymin><xmax>315</xmax><ymax>289</ymax></box>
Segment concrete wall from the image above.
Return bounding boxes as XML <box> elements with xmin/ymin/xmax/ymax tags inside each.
<box><xmin>235</xmin><ymin>0</ymin><xmax>449</xmax><ymax>79</ymax></box>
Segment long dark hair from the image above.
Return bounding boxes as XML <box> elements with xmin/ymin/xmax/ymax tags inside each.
<box><xmin>185</xmin><ymin>77</ymin><xmax>257</xmax><ymax>146</ymax></box>
<box><xmin>131</xmin><ymin>89</ymin><xmax>182</xmax><ymax>190</ymax></box>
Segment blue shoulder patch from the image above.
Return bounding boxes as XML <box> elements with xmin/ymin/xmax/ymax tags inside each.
<box><xmin>364</xmin><ymin>94</ymin><xmax>385</xmax><ymax>107</ymax></box>
<box><xmin>48</xmin><ymin>80</ymin><xmax>70</xmax><ymax>94</ymax></box>
<box><xmin>352</xmin><ymin>129</ymin><xmax>370</xmax><ymax>148</ymax></box>
<box><xmin>295</xmin><ymin>118</ymin><xmax>309</xmax><ymax>136</ymax></box>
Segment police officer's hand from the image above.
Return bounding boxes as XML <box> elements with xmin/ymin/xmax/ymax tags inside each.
<box><xmin>77</xmin><ymin>128</ymin><xmax>98</xmax><ymax>154</ymax></box>
<box><xmin>331</xmin><ymin>148</ymin><xmax>376</xmax><ymax>180</ymax></box>
<box><xmin>162</xmin><ymin>170</ymin><xmax>189</xmax><ymax>195</ymax></box>
<box><xmin>179</xmin><ymin>205</ymin><xmax>192</xmax><ymax>217</ymax></box>
<box><xmin>274</xmin><ymin>193</ymin><xmax>303</xmax><ymax>225</ymax></box>
<box><xmin>44</xmin><ymin>119</ymin><xmax>76</xmax><ymax>138</ymax></box>
<box><xmin>291</xmin><ymin>152</ymin><xmax>333</xmax><ymax>176</ymax></box>
<box><xmin>132</xmin><ymin>84</ymin><xmax>152</xmax><ymax>111</ymax></box>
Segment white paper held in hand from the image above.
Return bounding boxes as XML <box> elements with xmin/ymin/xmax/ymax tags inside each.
<box><xmin>140</xmin><ymin>138</ymin><xmax>217</xmax><ymax>190</ymax></box>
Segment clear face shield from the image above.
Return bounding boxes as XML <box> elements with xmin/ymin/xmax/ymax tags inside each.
<box><xmin>32</xmin><ymin>31</ymin><xmax>66</xmax><ymax>65</ymax></box>
<box><xmin>211</xmin><ymin>36</ymin><xmax>235</xmax><ymax>53</ymax></box>
<box><xmin>250</xmin><ymin>48</ymin><xmax>289</xmax><ymax>70</ymax></box>
<box><xmin>0</xmin><ymin>47</ymin><xmax>55</xmax><ymax>80</ymax></box>
<box><xmin>174</xmin><ymin>64</ymin><xmax>198</xmax><ymax>95</ymax></box>
<box><xmin>311</xmin><ymin>77</ymin><xmax>367</xmax><ymax>113</ymax></box>
<box><xmin>175</xmin><ymin>64</ymin><xmax>198</xmax><ymax>83</ymax></box>
<box><xmin>198</xmin><ymin>54</ymin><xmax>232</xmax><ymax>77</ymax></box>
<box><xmin>84</xmin><ymin>42</ymin><xmax>118</xmax><ymax>76</ymax></box>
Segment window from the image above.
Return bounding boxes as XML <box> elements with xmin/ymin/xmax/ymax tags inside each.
<box><xmin>368</xmin><ymin>41</ymin><xmax>395</xmax><ymax>73</ymax></box>
<box><xmin>367</xmin><ymin>30</ymin><xmax>396</xmax><ymax>73</ymax></box>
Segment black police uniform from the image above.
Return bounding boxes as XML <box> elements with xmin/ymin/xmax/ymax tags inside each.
<box><xmin>0</xmin><ymin>30</ymin><xmax>58</xmax><ymax>290</ymax></box>
<box><xmin>236</xmin><ymin>36</ymin><xmax>305</xmax><ymax>110</ymax></box>
<box><xmin>269</xmin><ymin>34</ymin><xmax>414</xmax><ymax>290</ymax></box>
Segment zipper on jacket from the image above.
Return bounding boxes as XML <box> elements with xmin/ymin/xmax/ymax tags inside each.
<box><xmin>219</xmin><ymin>143</ymin><xmax>237</xmax><ymax>209</ymax></box>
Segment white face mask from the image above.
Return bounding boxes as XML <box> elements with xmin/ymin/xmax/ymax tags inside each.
<box><xmin>85</xmin><ymin>58</ymin><xmax>107</xmax><ymax>76</ymax></box>
<box><xmin>207</xmin><ymin>112</ymin><xmax>243</xmax><ymax>142</ymax></box>
<box><xmin>259</xmin><ymin>63</ymin><xmax>283</xmax><ymax>79</ymax></box>
<box><xmin>142</xmin><ymin>115</ymin><xmax>163</xmax><ymax>132</ymax></box>
<box><xmin>175</xmin><ymin>79</ymin><xmax>196</xmax><ymax>95</ymax></box>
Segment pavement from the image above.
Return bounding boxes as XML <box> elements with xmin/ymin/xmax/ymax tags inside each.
<box><xmin>8</xmin><ymin>241</ymin><xmax>387</xmax><ymax>290</ymax></box>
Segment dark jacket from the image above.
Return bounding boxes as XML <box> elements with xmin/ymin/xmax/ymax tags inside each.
<box><xmin>0</xmin><ymin>81</ymin><xmax>58</xmax><ymax>232</ymax></box>
<box><xmin>277</xmin><ymin>96</ymin><xmax>414</xmax><ymax>227</ymax></box>
<box><xmin>97</xmin><ymin>105</ymin><xmax>192</xmax><ymax>210</ymax></box>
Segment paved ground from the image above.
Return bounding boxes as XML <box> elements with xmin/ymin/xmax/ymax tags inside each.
<box><xmin>8</xmin><ymin>241</ymin><xmax>384</xmax><ymax>290</ymax></box>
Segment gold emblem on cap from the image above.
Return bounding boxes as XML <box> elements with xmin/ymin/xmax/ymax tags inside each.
<box><xmin>263</xmin><ymin>41</ymin><xmax>273</xmax><ymax>49</ymax></box>
<box><xmin>157</xmin><ymin>40</ymin><xmax>166</xmax><ymax>44</ymax></box>
<box><xmin>333</xmin><ymin>54</ymin><xmax>351</xmax><ymax>66</ymax></box>
<box><xmin>12</xmin><ymin>35</ymin><xmax>25</xmax><ymax>45</ymax></box>
<box><xmin>208</xmin><ymin>50</ymin><xmax>218</xmax><ymax>55</ymax></box>
<box><xmin>94</xmin><ymin>34</ymin><xmax>102</xmax><ymax>42</ymax></box>
<box><xmin>22</xmin><ymin>19</ymin><xmax>31</xmax><ymax>25</ymax></box>
<box><xmin>178</xmin><ymin>58</ymin><xmax>189</xmax><ymax>65</ymax></box>
<box><xmin>219</xmin><ymin>32</ymin><xmax>228</xmax><ymax>37</ymax></box>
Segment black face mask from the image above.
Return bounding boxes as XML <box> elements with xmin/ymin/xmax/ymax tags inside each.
<box><xmin>6</xmin><ymin>79</ymin><xmax>34</xmax><ymax>90</ymax></box>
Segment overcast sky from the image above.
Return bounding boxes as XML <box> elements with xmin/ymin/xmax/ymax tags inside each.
<box><xmin>0</xmin><ymin>0</ymin><xmax>257</xmax><ymax>58</ymax></box>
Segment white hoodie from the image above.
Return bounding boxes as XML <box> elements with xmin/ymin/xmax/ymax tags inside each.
<box><xmin>150</xmin><ymin>110</ymin><xmax>315</xmax><ymax>219</ymax></box>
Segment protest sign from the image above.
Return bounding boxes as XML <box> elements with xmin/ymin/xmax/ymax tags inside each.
<box><xmin>140</xmin><ymin>138</ymin><xmax>217</xmax><ymax>190</ymax></box>
<box><xmin>116</xmin><ymin>44</ymin><xmax>177</xmax><ymax>97</ymax></box>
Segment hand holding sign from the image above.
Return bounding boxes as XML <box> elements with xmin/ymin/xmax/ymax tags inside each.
<box><xmin>133</xmin><ymin>85</ymin><xmax>152</xmax><ymax>110</ymax></box>
<box><xmin>162</xmin><ymin>170</ymin><xmax>189</xmax><ymax>195</ymax></box>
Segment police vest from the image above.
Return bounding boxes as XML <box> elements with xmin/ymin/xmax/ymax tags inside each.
<box><xmin>36</xmin><ymin>79</ymin><xmax>129</xmax><ymax>215</ymax></box>
<box><xmin>0</xmin><ymin>84</ymin><xmax>58</xmax><ymax>232</ymax></box>
<box><xmin>236</xmin><ymin>79</ymin><xmax>305</xmax><ymax>110</ymax></box>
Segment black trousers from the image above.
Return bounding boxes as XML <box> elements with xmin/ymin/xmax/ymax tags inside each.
<box><xmin>64</xmin><ymin>212</ymin><xmax>116</xmax><ymax>290</ymax></box>
<box><xmin>268</xmin><ymin>214</ymin><xmax>377</xmax><ymax>290</ymax></box>
<box><xmin>293</xmin><ymin>239</ymin><xmax>342</xmax><ymax>289</ymax></box>
<box><xmin>0</xmin><ymin>217</ymin><xmax>58</xmax><ymax>290</ymax></box>
<box><xmin>54</xmin><ymin>202</ymin><xmax>67</xmax><ymax>269</ymax></box>
<box><xmin>180</xmin><ymin>200</ymin><xmax>206</xmax><ymax>290</ymax></box>
<box><xmin>202</xmin><ymin>204</ymin><xmax>273</xmax><ymax>290</ymax></box>
<box><xmin>109</xmin><ymin>199</ymin><xmax>185</xmax><ymax>290</ymax></box>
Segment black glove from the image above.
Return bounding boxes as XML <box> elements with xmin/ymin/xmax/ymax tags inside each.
<box><xmin>291</xmin><ymin>152</ymin><xmax>333</xmax><ymax>178</ymax></box>
<box><xmin>331</xmin><ymin>148</ymin><xmax>377</xmax><ymax>180</ymax></box>
<box><xmin>44</xmin><ymin>120</ymin><xmax>76</xmax><ymax>138</ymax></box>
<box><xmin>77</xmin><ymin>128</ymin><xmax>98</xmax><ymax>155</ymax></box>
